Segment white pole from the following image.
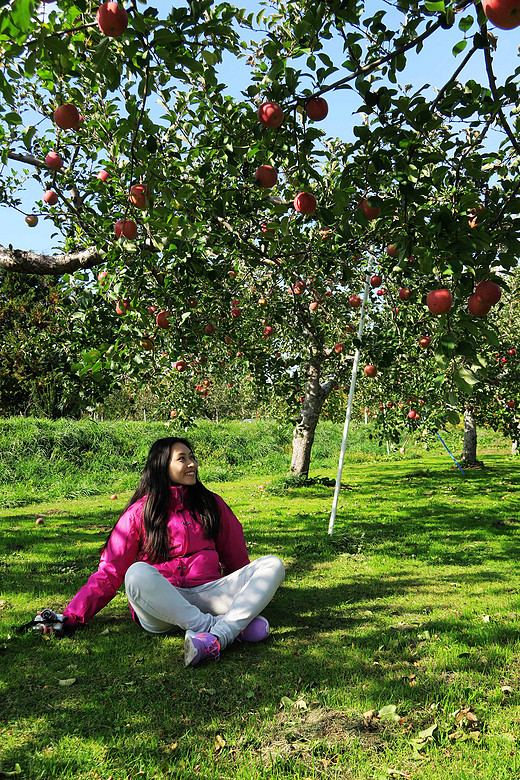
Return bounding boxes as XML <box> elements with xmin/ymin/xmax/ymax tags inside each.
<box><xmin>328</xmin><ymin>257</ymin><xmax>373</xmax><ymax>536</ymax></box>
<box><xmin>364</xmin><ymin>407</ymin><xmax>368</xmax><ymax>425</ymax></box>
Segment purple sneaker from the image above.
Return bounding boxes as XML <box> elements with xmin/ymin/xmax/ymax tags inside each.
<box><xmin>184</xmin><ymin>631</ymin><xmax>221</xmax><ymax>667</ymax></box>
<box><xmin>236</xmin><ymin>616</ymin><xmax>270</xmax><ymax>643</ymax></box>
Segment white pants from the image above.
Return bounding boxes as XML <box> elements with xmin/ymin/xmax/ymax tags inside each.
<box><xmin>124</xmin><ymin>555</ymin><xmax>285</xmax><ymax>650</ymax></box>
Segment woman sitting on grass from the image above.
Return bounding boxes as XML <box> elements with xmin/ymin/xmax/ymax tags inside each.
<box><xmin>35</xmin><ymin>436</ymin><xmax>285</xmax><ymax>667</ymax></box>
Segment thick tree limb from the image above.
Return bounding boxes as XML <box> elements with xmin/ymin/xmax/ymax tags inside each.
<box><xmin>0</xmin><ymin>244</ymin><xmax>105</xmax><ymax>275</ymax></box>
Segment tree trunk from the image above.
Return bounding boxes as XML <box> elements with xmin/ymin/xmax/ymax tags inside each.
<box><xmin>290</xmin><ymin>357</ymin><xmax>333</xmax><ymax>478</ymax></box>
<box><xmin>460</xmin><ymin>408</ymin><xmax>484</xmax><ymax>466</ymax></box>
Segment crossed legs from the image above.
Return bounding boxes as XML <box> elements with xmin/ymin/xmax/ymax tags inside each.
<box><xmin>124</xmin><ymin>555</ymin><xmax>285</xmax><ymax>650</ymax></box>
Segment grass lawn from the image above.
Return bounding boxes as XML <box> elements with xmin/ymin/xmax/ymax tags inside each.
<box><xmin>2</xmin><ymin>445</ymin><xmax>520</xmax><ymax>779</ymax></box>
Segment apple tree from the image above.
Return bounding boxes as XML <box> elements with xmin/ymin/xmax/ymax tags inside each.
<box><xmin>2</xmin><ymin>0</ymin><xmax>520</xmax><ymax>473</ymax></box>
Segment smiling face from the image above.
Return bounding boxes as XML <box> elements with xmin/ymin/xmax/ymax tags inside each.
<box><xmin>168</xmin><ymin>442</ymin><xmax>198</xmax><ymax>486</ymax></box>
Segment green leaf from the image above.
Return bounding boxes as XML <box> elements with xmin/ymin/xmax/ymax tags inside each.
<box><xmin>452</xmin><ymin>39</ymin><xmax>468</xmax><ymax>56</ymax></box>
<box><xmin>0</xmin><ymin>763</ymin><xmax>22</xmax><ymax>777</ymax></box>
<box><xmin>3</xmin><ymin>112</ymin><xmax>22</xmax><ymax>125</ymax></box>
<box><xmin>458</xmin><ymin>14</ymin><xmax>474</xmax><ymax>31</ymax></box>
<box><xmin>424</xmin><ymin>0</ymin><xmax>445</xmax><ymax>10</ymax></box>
<box><xmin>9</xmin><ymin>0</ymin><xmax>34</xmax><ymax>33</ymax></box>
<box><xmin>447</xmin><ymin>410</ymin><xmax>460</xmax><ymax>425</ymax></box>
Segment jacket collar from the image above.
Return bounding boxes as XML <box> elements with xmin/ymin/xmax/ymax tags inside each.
<box><xmin>169</xmin><ymin>484</ymin><xmax>188</xmax><ymax>509</ymax></box>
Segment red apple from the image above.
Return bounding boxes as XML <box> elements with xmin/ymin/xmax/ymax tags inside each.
<box><xmin>204</xmin><ymin>323</ymin><xmax>216</xmax><ymax>335</ymax></box>
<box><xmin>110</xmin><ymin>494</ymin><xmax>117</xmax><ymax>500</ymax></box>
<box><xmin>156</xmin><ymin>310</ymin><xmax>171</xmax><ymax>329</ymax></box>
<box><xmin>114</xmin><ymin>219</ymin><xmax>137</xmax><ymax>239</ymax></box>
<box><xmin>254</xmin><ymin>165</ymin><xmax>278</xmax><ymax>188</ymax></box>
<box><xmin>475</xmin><ymin>280</ymin><xmax>502</xmax><ymax>305</ymax></box>
<box><xmin>129</xmin><ymin>183</ymin><xmax>150</xmax><ymax>209</ymax></box>
<box><xmin>387</xmin><ymin>244</ymin><xmax>399</xmax><ymax>258</ymax></box>
<box><xmin>294</xmin><ymin>192</ymin><xmax>317</xmax><ymax>215</ymax></box>
<box><xmin>468</xmin><ymin>294</ymin><xmax>491</xmax><ymax>317</ymax></box>
<box><xmin>148</xmin><ymin>305</ymin><xmax>157</xmax><ymax>315</ymax></box>
<box><xmin>426</xmin><ymin>289</ymin><xmax>453</xmax><ymax>315</ymax></box>
<box><xmin>482</xmin><ymin>0</ymin><xmax>520</xmax><ymax>28</ymax></box>
<box><xmin>45</xmin><ymin>151</ymin><xmax>63</xmax><ymax>170</ymax></box>
<box><xmin>25</xmin><ymin>215</ymin><xmax>38</xmax><ymax>227</ymax></box>
<box><xmin>407</xmin><ymin>410</ymin><xmax>416</xmax><ymax>419</ymax></box>
<box><xmin>175</xmin><ymin>360</ymin><xmax>187</xmax><ymax>372</ymax></box>
<box><xmin>309</xmin><ymin>301</ymin><xmax>319</xmax><ymax>311</ymax></box>
<box><xmin>358</xmin><ymin>198</ymin><xmax>380</xmax><ymax>220</ymax></box>
<box><xmin>398</xmin><ymin>288</ymin><xmax>411</xmax><ymax>301</ymax></box>
<box><xmin>231</xmin><ymin>307</ymin><xmax>241</xmax><ymax>318</ymax></box>
<box><xmin>334</xmin><ymin>343</ymin><xmax>344</xmax><ymax>353</ymax></box>
<box><xmin>170</xmin><ymin>410</ymin><xmax>178</xmax><ymax>418</ymax></box>
<box><xmin>293</xmin><ymin>280</ymin><xmax>306</xmax><ymax>295</ymax></box>
<box><xmin>305</xmin><ymin>97</ymin><xmax>328</xmax><ymax>121</ymax></box>
<box><xmin>376</xmin><ymin>288</ymin><xmax>386</xmax><ymax>296</ymax></box>
<box><xmin>97</xmin><ymin>270</ymin><xmax>108</xmax><ymax>284</ymax></box>
<box><xmin>263</xmin><ymin>326</ymin><xmax>274</xmax><ymax>337</ymax></box>
<box><xmin>370</xmin><ymin>275</ymin><xmax>382</xmax><ymax>287</ymax></box>
<box><xmin>97</xmin><ymin>169</ymin><xmax>110</xmax><ymax>182</ymax></box>
<box><xmin>257</xmin><ymin>101</ymin><xmax>284</xmax><ymax>128</ymax></box>
<box><xmin>364</xmin><ymin>364</ymin><xmax>377</xmax><ymax>378</ymax></box>
<box><xmin>258</xmin><ymin>297</ymin><xmax>267</xmax><ymax>306</ymax></box>
<box><xmin>115</xmin><ymin>301</ymin><xmax>126</xmax><ymax>316</ymax></box>
<box><xmin>54</xmin><ymin>103</ymin><xmax>80</xmax><ymax>130</ymax></box>
<box><xmin>140</xmin><ymin>337</ymin><xmax>154</xmax><ymax>350</ymax></box>
<box><xmin>97</xmin><ymin>1</ymin><xmax>128</xmax><ymax>36</ymax></box>
<box><xmin>43</xmin><ymin>189</ymin><xmax>58</xmax><ymax>205</ymax></box>
<box><xmin>349</xmin><ymin>295</ymin><xmax>362</xmax><ymax>308</ymax></box>
<box><xmin>35</xmin><ymin>517</ymin><xmax>44</xmax><ymax>525</ymax></box>
<box><xmin>419</xmin><ymin>336</ymin><xmax>431</xmax><ymax>348</ymax></box>
<box><xmin>508</xmin><ymin>348</ymin><xmax>516</xmax><ymax>356</ymax></box>
<box><xmin>507</xmin><ymin>400</ymin><xmax>516</xmax><ymax>408</ymax></box>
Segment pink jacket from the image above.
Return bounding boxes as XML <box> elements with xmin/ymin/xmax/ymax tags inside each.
<box><xmin>63</xmin><ymin>486</ymin><xmax>250</xmax><ymax>627</ymax></box>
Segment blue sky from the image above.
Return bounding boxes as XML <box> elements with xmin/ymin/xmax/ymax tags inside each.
<box><xmin>3</xmin><ymin>0</ymin><xmax>518</xmax><ymax>256</ymax></box>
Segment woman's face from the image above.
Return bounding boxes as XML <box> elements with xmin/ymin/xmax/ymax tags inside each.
<box><xmin>168</xmin><ymin>443</ymin><xmax>198</xmax><ymax>486</ymax></box>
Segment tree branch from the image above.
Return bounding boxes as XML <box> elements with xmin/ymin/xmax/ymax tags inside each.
<box><xmin>0</xmin><ymin>244</ymin><xmax>105</xmax><ymax>275</ymax></box>
<box><xmin>483</xmin><ymin>27</ymin><xmax>520</xmax><ymax>157</ymax></box>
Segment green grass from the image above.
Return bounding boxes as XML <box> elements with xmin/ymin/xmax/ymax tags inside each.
<box><xmin>1</xmin><ymin>435</ymin><xmax>520</xmax><ymax>779</ymax></box>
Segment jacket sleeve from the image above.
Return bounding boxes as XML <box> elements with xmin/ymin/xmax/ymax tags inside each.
<box><xmin>214</xmin><ymin>494</ymin><xmax>250</xmax><ymax>575</ymax></box>
<box><xmin>63</xmin><ymin>504</ymin><xmax>142</xmax><ymax>627</ymax></box>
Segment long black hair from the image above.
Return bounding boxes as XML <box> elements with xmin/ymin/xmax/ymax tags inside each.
<box><xmin>104</xmin><ymin>437</ymin><xmax>220</xmax><ymax>564</ymax></box>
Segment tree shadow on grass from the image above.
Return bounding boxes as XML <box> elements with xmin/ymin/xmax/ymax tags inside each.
<box><xmin>3</xmin><ymin>568</ymin><xmax>520</xmax><ymax>778</ymax></box>
<box><xmin>2</xmin><ymin>458</ymin><xmax>520</xmax><ymax>777</ymax></box>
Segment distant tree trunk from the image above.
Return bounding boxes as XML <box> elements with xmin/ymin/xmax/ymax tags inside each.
<box><xmin>460</xmin><ymin>408</ymin><xmax>484</xmax><ymax>466</ymax></box>
<box><xmin>290</xmin><ymin>356</ymin><xmax>333</xmax><ymax>477</ymax></box>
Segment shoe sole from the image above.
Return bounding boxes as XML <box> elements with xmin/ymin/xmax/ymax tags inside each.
<box><xmin>184</xmin><ymin>634</ymin><xmax>198</xmax><ymax>667</ymax></box>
